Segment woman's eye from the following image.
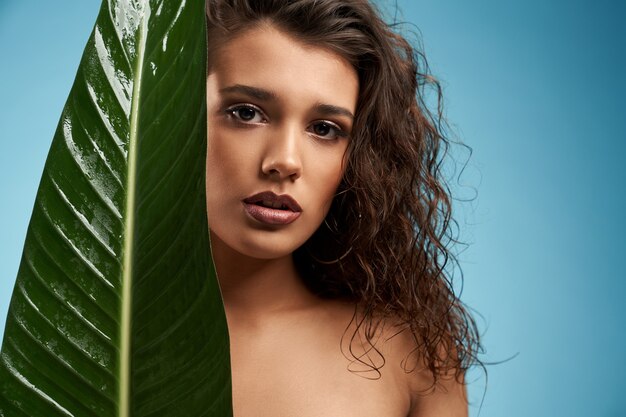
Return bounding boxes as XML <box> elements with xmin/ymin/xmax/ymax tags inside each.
<box><xmin>226</xmin><ymin>105</ymin><xmax>265</xmax><ymax>123</ymax></box>
<box><xmin>309</xmin><ymin>121</ymin><xmax>347</xmax><ymax>140</ymax></box>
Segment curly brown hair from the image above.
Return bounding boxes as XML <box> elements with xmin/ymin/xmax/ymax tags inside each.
<box><xmin>206</xmin><ymin>0</ymin><xmax>482</xmax><ymax>385</ymax></box>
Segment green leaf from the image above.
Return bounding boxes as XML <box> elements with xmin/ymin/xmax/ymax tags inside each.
<box><xmin>0</xmin><ymin>0</ymin><xmax>232</xmax><ymax>415</ymax></box>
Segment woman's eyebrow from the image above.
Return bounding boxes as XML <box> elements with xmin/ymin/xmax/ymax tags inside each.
<box><xmin>219</xmin><ymin>84</ymin><xmax>277</xmax><ymax>101</ymax></box>
<box><xmin>314</xmin><ymin>103</ymin><xmax>354</xmax><ymax>120</ymax></box>
<box><xmin>219</xmin><ymin>84</ymin><xmax>354</xmax><ymax>119</ymax></box>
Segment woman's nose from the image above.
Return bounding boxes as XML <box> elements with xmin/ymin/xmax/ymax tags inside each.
<box><xmin>261</xmin><ymin>125</ymin><xmax>302</xmax><ymax>181</ymax></box>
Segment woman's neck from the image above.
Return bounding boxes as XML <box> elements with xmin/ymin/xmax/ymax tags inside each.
<box><xmin>209</xmin><ymin>231</ymin><xmax>319</xmax><ymax>325</ymax></box>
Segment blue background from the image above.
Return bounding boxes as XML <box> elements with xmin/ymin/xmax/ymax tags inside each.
<box><xmin>1</xmin><ymin>1</ymin><xmax>624</xmax><ymax>416</ymax></box>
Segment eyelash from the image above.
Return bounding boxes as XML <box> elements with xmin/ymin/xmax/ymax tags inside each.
<box><xmin>224</xmin><ymin>103</ymin><xmax>349</xmax><ymax>141</ymax></box>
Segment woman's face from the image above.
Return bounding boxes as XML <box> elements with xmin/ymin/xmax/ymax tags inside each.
<box><xmin>205</xmin><ymin>24</ymin><xmax>359</xmax><ymax>260</ymax></box>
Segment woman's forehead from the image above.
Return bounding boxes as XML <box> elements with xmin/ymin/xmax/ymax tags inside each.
<box><xmin>208</xmin><ymin>24</ymin><xmax>359</xmax><ymax>113</ymax></box>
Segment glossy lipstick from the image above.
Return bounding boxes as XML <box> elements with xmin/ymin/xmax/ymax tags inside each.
<box><xmin>242</xmin><ymin>191</ymin><xmax>302</xmax><ymax>225</ymax></box>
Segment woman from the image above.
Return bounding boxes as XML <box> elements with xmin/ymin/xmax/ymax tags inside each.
<box><xmin>204</xmin><ymin>1</ymin><xmax>481</xmax><ymax>415</ymax></box>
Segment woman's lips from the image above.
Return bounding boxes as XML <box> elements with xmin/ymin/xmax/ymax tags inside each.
<box><xmin>242</xmin><ymin>191</ymin><xmax>302</xmax><ymax>225</ymax></box>
<box><xmin>243</xmin><ymin>202</ymin><xmax>301</xmax><ymax>225</ymax></box>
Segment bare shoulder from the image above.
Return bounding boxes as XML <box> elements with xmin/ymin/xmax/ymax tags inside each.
<box><xmin>323</xmin><ymin>307</ymin><xmax>464</xmax><ymax>417</ymax></box>
<box><xmin>375</xmin><ymin>320</ymin><xmax>468</xmax><ymax>417</ymax></box>
<box><xmin>322</xmin><ymin>303</ymin><xmax>468</xmax><ymax>416</ymax></box>
<box><xmin>229</xmin><ymin>297</ymin><xmax>467</xmax><ymax>417</ymax></box>
<box><xmin>406</xmin><ymin>369</ymin><xmax>467</xmax><ymax>417</ymax></box>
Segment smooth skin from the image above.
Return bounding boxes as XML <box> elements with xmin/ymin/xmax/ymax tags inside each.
<box><xmin>205</xmin><ymin>23</ymin><xmax>467</xmax><ymax>417</ymax></box>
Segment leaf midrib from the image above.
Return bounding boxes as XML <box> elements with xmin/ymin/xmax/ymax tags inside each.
<box><xmin>120</xmin><ymin>4</ymin><xmax>150</xmax><ymax>417</ymax></box>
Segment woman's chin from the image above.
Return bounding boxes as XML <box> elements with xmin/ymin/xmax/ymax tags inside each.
<box><xmin>209</xmin><ymin>228</ymin><xmax>305</xmax><ymax>262</ymax></box>
<box><xmin>236</xmin><ymin>238</ymin><xmax>303</xmax><ymax>261</ymax></box>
